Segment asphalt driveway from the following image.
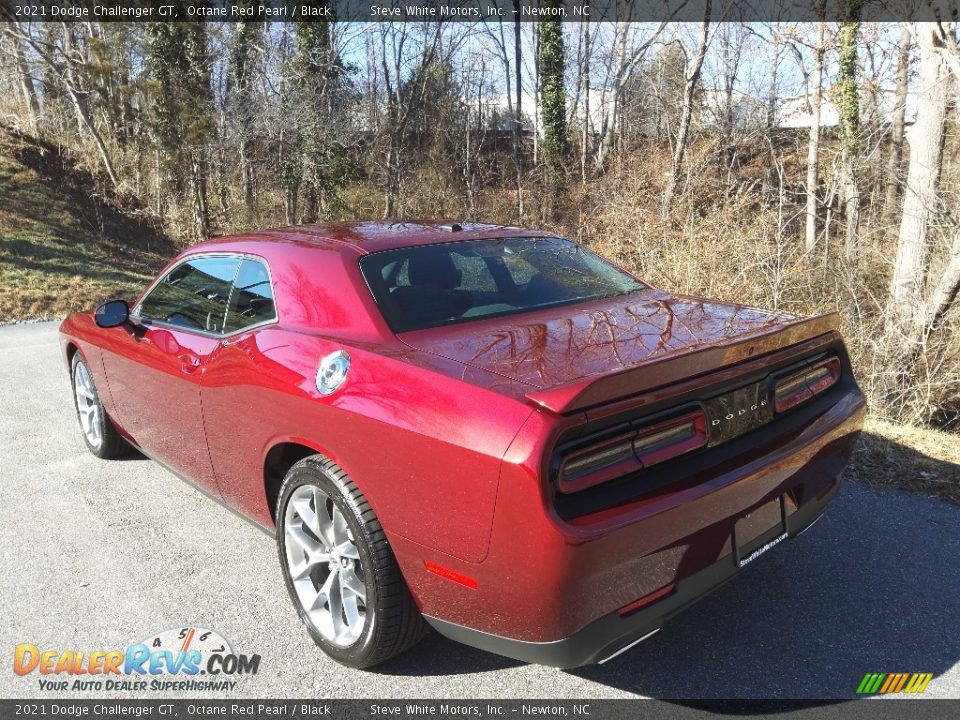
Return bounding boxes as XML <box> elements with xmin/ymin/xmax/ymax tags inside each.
<box><xmin>1</xmin><ymin>321</ymin><xmax>958</xmax><ymax>699</ymax></box>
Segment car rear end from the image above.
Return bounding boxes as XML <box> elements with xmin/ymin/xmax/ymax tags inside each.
<box><xmin>420</xmin><ymin>322</ymin><xmax>866</xmax><ymax>667</ymax></box>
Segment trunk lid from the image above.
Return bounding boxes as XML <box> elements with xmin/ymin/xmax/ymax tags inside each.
<box><xmin>399</xmin><ymin>291</ymin><xmax>840</xmax><ymax>414</ymax></box>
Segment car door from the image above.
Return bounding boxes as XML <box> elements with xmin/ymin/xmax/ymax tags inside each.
<box><xmin>199</xmin><ymin>258</ymin><xmax>281</xmax><ymax>520</ymax></box>
<box><xmin>100</xmin><ymin>255</ymin><xmax>241</xmax><ymax>494</ymax></box>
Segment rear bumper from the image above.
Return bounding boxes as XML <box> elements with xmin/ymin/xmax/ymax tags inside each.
<box><xmin>424</xmin><ymin>477</ymin><xmax>839</xmax><ymax>668</ymax></box>
<box><xmin>400</xmin><ymin>385</ymin><xmax>865</xmax><ymax>666</ymax></box>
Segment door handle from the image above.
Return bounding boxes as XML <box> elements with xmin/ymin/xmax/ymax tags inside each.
<box><xmin>178</xmin><ymin>353</ymin><xmax>201</xmax><ymax>374</ymax></box>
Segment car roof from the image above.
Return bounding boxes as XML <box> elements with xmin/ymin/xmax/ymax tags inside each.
<box><xmin>195</xmin><ymin>221</ymin><xmax>558</xmax><ymax>255</ymax></box>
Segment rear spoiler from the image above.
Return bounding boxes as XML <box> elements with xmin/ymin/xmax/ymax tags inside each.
<box><xmin>524</xmin><ymin>312</ymin><xmax>842</xmax><ymax>415</ymax></box>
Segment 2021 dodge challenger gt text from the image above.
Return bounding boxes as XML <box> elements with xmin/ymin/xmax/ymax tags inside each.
<box><xmin>59</xmin><ymin>222</ymin><xmax>866</xmax><ymax>669</ymax></box>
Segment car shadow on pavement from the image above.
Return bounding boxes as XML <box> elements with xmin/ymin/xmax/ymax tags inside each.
<box><xmin>372</xmin><ymin>631</ymin><xmax>523</xmax><ymax>676</ymax></box>
<box><xmin>117</xmin><ymin>449</ymin><xmax>149</xmax><ymax>461</ymax></box>
<box><xmin>566</xmin><ymin>477</ymin><xmax>960</xmax><ymax>699</ymax></box>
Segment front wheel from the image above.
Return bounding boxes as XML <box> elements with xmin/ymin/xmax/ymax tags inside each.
<box><xmin>276</xmin><ymin>456</ymin><xmax>427</xmax><ymax>668</ymax></box>
<box><xmin>71</xmin><ymin>353</ymin><xmax>128</xmax><ymax>459</ymax></box>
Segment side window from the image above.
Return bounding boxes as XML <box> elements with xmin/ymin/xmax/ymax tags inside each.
<box><xmin>139</xmin><ymin>256</ymin><xmax>239</xmax><ymax>334</ymax></box>
<box><xmin>223</xmin><ymin>259</ymin><xmax>276</xmax><ymax>334</ymax></box>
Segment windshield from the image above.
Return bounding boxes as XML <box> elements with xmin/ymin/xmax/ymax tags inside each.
<box><xmin>359</xmin><ymin>236</ymin><xmax>647</xmax><ymax>333</ymax></box>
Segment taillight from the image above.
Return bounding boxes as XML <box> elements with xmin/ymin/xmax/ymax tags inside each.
<box><xmin>558</xmin><ymin>411</ymin><xmax>707</xmax><ymax>493</ymax></box>
<box><xmin>633</xmin><ymin>412</ymin><xmax>707</xmax><ymax>467</ymax></box>
<box><xmin>773</xmin><ymin>356</ymin><xmax>841</xmax><ymax>413</ymax></box>
<box><xmin>558</xmin><ymin>433</ymin><xmax>638</xmax><ymax>493</ymax></box>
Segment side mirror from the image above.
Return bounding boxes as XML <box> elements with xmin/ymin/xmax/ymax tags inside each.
<box><xmin>94</xmin><ymin>300</ymin><xmax>130</xmax><ymax>329</ymax></box>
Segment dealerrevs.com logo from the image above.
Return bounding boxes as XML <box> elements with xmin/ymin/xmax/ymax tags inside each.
<box><xmin>13</xmin><ymin>626</ymin><xmax>260</xmax><ymax>692</ymax></box>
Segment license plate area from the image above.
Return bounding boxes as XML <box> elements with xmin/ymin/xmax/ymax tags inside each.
<box><xmin>734</xmin><ymin>496</ymin><xmax>788</xmax><ymax>568</ymax></box>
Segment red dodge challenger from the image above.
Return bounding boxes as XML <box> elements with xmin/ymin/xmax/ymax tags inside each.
<box><xmin>59</xmin><ymin>222</ymin><xmax>866</xmax><ymax>668</ymax></box>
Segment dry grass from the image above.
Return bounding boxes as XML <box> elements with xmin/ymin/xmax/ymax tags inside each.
<box><xmin>0</xmin><ymin>129</ymin><xmax>173</xmax><ymax>323</ymax></box>
<box><xmin>849</xmin><ymin>419</ymin><xmax>960</xmax><ymax>504</ymax></box>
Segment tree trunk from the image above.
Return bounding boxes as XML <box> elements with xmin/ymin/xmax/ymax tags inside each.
<box><xmin>841</xmin><ymin>163</ymin><xmax>861</xmax><ymax>265</ymax></box>
<box><xmin>240</xmin><ymin>138</ymin><xmax>254</xmax><ymax>214</ymax></box>
<box><xmin>538</xmin><ymin>10</ymin><xmax>568</xmax><ymax>202</ymax></box>
<box><xmin>302</xmin><ymin>180</ymin><xmax>318</xmax><ymax>224</ymax></box>
<box><xmin>595</xmin><ymin>22</ymin><xmax>665</xmax><ymax>172</ymax></box>
<box><xmin>581</xmin><ymin>25</ymin><xmax>590</xmax><ymax>184</ymax></box>
<box><xmin>837</xmin><ymin>18</ymin><xmax>861</xmax><ymax>266</ymax></box>
<box><xmin>595</xmin><ymin>23</ymin><xmax>628</xmax><ymax>172</ymax></box>
<box><xmin>10</xmin><ymin>26</ymin><xmax>40</xmax><ymax>133</ymax></box>
<box><xmin>383</xmin><ymin>137</ymin><xmax>399</xmax><ymax>219</ymax></box>
<box><xmin>63</xmin><ymin>69</ymin><xmax>119</xmax><ymax>188</ymax></box>
<box><xmin>662</xmin><ymin>1</ymin><xmax>711</xmax><ymax>218</ymax></box>
<box><xmin>805</xmin><ymin>22</ymin><xmax>825</xmax><ymax>253</ymax></box>
<box><xmin>285</xmin><ymin>182</ymin><xmax>299</xmax><ymax>225</ymax></box>
<box><xmin>883</xmin><ymin>22</ymin><xmax>911</xmax><ymax>222</ymax></box>
<box><xmin>766</xmin><ymin>24</ymin><xmax>779</xmax><ymax>130</ymax></box>
<box><xmin>919</xmin><ymin>228</ymin><xmax>960</xmax><ymax>331</ymax></box>
<box><xmin>231</xmin><ymin>18</ymin><xmax>259</xmax><ymax>219</ymax></box>
<box><xmin>512</xmin><ymin>7</ymin><xmax>524</xmax><ymax>220</ymax></box>
<box><xmin>889</xmin><ymin>24</ymin><xmax>948</xmax><ymax>332</ymax></box>
<box><xmin>154</xmin><ymin>147</ymin><xmax>163</xmax><ymax>215</ymax></box>
<box><xmin>190</xmin><ymin>151</ymin><xmax>210</xmax><ymax>240</ymax></box>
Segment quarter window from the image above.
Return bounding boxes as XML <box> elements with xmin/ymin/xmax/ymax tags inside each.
<box><xmin>138</xmin><ymin>257</ymin><xmax>240</xmax><ymax>334</ymax></box>
<box><xmin>224</xmin><ymin>259</ymin><xmax>276</xmax><ymax>333</ymax></box>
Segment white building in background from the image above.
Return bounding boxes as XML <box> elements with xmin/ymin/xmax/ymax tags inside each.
<box><xmin>777</xmin><ymin>89</ymin><xmax>919</xmax><ymax>129</ymax></box>
<box><xmin>699</xmin><ymin>88</ymin><xmax>769</xmax><ymax>129</ymax></box>
<box><xmin>472</xmin><ymin>94</ymin><xmax>537</xmax><ymax>134</ymax></box>
<box><xmin>415</xmin><ymin>84</ymin><xmax>920</xmax><ymax>141</ymax></box>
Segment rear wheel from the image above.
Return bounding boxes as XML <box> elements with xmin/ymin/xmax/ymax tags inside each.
<box><xmin>71</xmin><ymin>353</ymin><xmax>128</xmax><ymax>459</ymax></box>
<box><xmin>276</xmin><ymin>456</ymin><xmax>427</xmax><ymax>668</ymax></box>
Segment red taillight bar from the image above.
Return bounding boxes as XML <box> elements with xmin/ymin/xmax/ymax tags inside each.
<box><xmin>633</xmin><ymin>411</ymin><xmax>708</xmax><ymax>468</ymax></box>
<box><xmin>558</xmin><ymin>411</ymin><xmax>708</xmax><ymax>494</ymax></box>
<box><xmin>774</xmin><ymin>356</ymin><xmax>841</xmax><ymax>413</ymax></box>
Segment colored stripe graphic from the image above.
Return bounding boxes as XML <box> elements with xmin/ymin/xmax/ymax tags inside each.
<box><xmin>909</xmin><ymin>673</ymin><xmax>933</xmax><ymax>694</ymax></box>
<box><xmin>857</xmin><ymin>672</ymin><xmax>932</xmax><ymax>694</ymax></box>
<box><xmin>856</xmin><ymin>673</ymin><xmax>886</xmax><ymax>694</ymax></box>
<box><xmin>879</xmin><ymin>674</ymin><xmax>896</xmax><ymax>693</ymax></box>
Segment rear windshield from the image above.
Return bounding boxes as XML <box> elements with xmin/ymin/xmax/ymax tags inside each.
<box><xmin>359</xmin><ymin>236</ymin><xmax>647</xmax><ymax>333</ymax></box>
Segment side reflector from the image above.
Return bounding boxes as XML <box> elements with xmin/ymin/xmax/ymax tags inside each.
<box><xmin>619</xmin><ymin>582</ymin><xmax>677</xmax><ymax>617</ymax></box>
<box><xmin>424</xmin><ymin>561</ymin><xmax>478</xmax><ymax>590</ymax></box>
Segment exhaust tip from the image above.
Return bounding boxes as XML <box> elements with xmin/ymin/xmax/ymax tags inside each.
<box><xmin>597</xmin><ymin>628</ymin><xmax>660</xmax><ymax>665</ymax></box>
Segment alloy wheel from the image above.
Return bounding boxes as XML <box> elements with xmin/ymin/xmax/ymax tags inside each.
<box><xmin>73</xmin><ymin>362</ymin><xmax>102</xmax><ymax>450</ymax></box>
<box><xmin>283</xmin><ymin>484</ymin><xmax>367</xmax><ymax>647</ymax></box>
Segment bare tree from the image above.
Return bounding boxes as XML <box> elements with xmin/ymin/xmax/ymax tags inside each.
<box><xmin>230</xmin><ymin>16</ymin><xmax>261</xmax><ymax>218</ymax></box>
<box><xmin>5</xmin><ymin>23</ymin><xmax>40</xmax><ymax>132</ymax></box>
<box><xmin>883</xmin><ymin>22</ymin><xmax>912</xmax><ymax>222</ymax></box>
<box><xmin>512</xmin><ymin>8</ymin><xmax>524</xmax><ymax>218</ymax></box>
<box><xmin>479</xmin><ymin>17</ymin><xmax>525</xmax><ymax>220</ymax></box>
<box><xmin>594</xmin><ymin>22</ymin><xmax>665</xmax><ymax>171</ymax></box>
<box><xmin>804</xmin><ymin>20</ymin><xmax>826</xmax><ymax>253</ymax></box>
<box><xmin>889</xmin><ymin>23</ymin><xmax>949</xmax><ymax>335</ymax></box>
<box><xmin>661</xmin><ymin>5</ymin><xmax>714</xmax><ymax>217</ymax></box>
<box><xmin>836</xmin><ymin>14</ymin><xmax>862</xmax><ymax>267</ymax></box>
<box><xmin>376</xmin><ymin>22</ymin><xmax>445</xmax><ymax>218</ymax></box>
<box><xmin>4</xmin><ymin>22</ymin><xmax>119</xmax><ymax>188</ymax></box>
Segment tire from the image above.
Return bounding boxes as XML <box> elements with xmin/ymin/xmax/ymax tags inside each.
<box><xmin>71</xmin><ymin>353</ymin><xmax>129</xmax><ymax>459</ymax></box>
<box><xmin>276</xmin><ymin>455</ymin><xmax>427</xmax><ymax>668</ymax></box>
